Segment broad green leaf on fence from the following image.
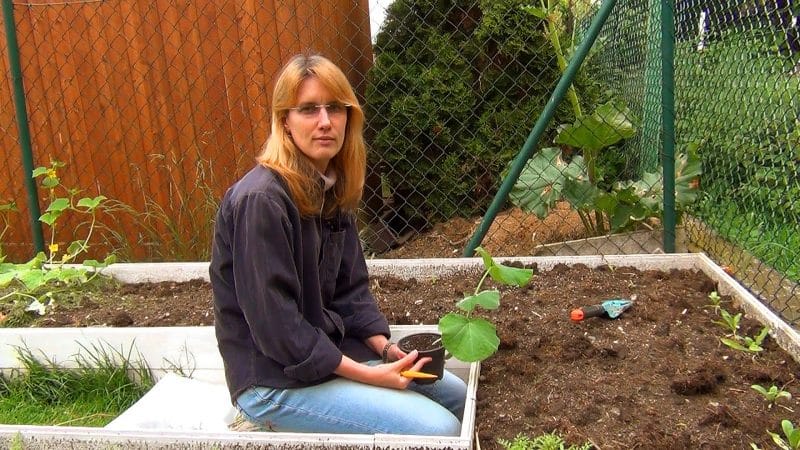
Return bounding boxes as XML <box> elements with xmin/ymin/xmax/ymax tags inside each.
<box><xmin>439</xmin><ymin>313</ymin><xmax>499</xmax><ymax>362</ymax></box>
<box><xmin>675</xmin><ymin>151</ymin><xmax>703</xmax><ymax>205</ymax></box>
<box><xmin>41</xmin><ymin>177</ymin><xmax>59</xmax><ymax>188</ymax></box>
<box><xmin>510</xmin><ymin>147</ymin><xmax>567</xmax><ymax>218</ymax></box>
<box><xmin>46</xmin><ymin>198</ymin><xmax>70</xmax><ymax>212</ymax></box>
<box><xmin>31</xmin><ymin>167</ymin><xmax>49</xmax><ymax>178</ymax></box>
<box><xmin>39</xmin><ymin>211</ymin><xmax>62</xmax><ymax>226</ymax></box>
<box><xmin>563</xmin><ymin>176</ymin><xmax>599</xmax><ymax>210</ymax></box>
<box><xmin>555</xmin><ymin>102</ymin><xmax>636</xmax><ymax>152</ymax></box>
<box><xmin>488</xmin><ymin>264</ymin><xmax>534</xmax><ymax>287</ymax></box>
<box><xmin>77</xmin><ymin>195</ymin><xmax>106</xmax><ymax>210</ymax></box>
<box><xmin>456</xmin><ymin>290</ymin><xmax>500</xmax><ymax>312</ymax></box>
<box><xmin>0</xmin><ymin>201</ymin><xmax>17</xmax><ymax>212</ymax></box>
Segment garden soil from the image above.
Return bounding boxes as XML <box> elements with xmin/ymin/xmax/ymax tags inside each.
<box><xmin>26</xmin><ymin>263</ymin><xmax>800</xmax><ymax>450</ymax></box>
<box><xmin>3</xmin><ymin>207</ymin><xmax>796</xmax><ymax>449</ymax></box>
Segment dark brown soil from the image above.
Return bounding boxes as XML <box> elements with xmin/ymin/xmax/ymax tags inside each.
<box><xmin>12</xmin><ymin>263</ymin><xmax>800</xmax><ymax>450</ymax></box>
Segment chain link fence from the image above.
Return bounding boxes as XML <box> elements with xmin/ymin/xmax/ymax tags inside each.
<box><xmin>1</xmin><ymin>0</ymin><xmax>798</xmax><ymax>322</ymax></box>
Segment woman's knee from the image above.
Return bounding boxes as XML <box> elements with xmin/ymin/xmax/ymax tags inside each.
<box><xmin>411</xmin><ymin>410</ymin><xmax>462</xmax><ymax>436</ymax></box>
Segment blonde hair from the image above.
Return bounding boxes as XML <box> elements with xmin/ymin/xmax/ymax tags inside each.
<box><xmin>257</xmin><ymin>54</ymin><xmax>366</xmax><ymax>217</ymax></box>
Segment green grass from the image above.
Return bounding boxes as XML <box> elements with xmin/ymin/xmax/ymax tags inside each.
<box><xmin>695</xmin><ymin>197</ymin><xmax>800</xmax><ymax>282</ymax></box>
<box><xmin>0</xmin><ymin>345</ymin><xmax>153</xmax><ymax>427</ymax></box>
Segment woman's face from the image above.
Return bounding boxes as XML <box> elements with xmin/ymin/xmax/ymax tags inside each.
<box><xmin>283</xmin><ymin>76</ymin><xmax>348</xmax><ymax>173</ymax></box>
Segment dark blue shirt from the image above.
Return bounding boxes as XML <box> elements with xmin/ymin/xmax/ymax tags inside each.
<box><xmin>210</xmin><ymin>165</ymin><xmax>390</xmax><ymax>402</ymax></box>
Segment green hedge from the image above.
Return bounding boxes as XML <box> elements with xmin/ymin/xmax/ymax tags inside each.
<box><xmin>365</xmin><ymin>0</ymin><xmax>600</xmax><ymax>229</ymax></box>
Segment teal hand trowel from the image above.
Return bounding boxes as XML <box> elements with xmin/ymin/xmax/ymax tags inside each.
<box><xmin>570</xmin><ymin>299</ymin><xmax>633</xmax><ymax>322</ymax></box>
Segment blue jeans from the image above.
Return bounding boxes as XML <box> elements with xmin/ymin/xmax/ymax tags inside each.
<box><xmin>235</xmin><ymin>364</ymin><xmax>466</xmax><ymax>436</ymax></box>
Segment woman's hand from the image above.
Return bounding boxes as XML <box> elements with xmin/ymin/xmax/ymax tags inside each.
<box><xmin>371</xmin><ymin>350</ymin><xmax>431</xmax><ymax>389</ymax></box>
<box><xmin>335</xmin><ymin>351</ymin><xmax>431</xmax><ymax>390</ymax></box>
<box><xmin>386</xmin><ymin>342</ymin><xmax>407</xmax><ymax>362</ymax></box>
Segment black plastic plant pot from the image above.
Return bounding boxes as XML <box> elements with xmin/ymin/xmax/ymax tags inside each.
<box><xmin>396</xmin><ymin>332</ymin><xmax>445</xmax><ymax>385</ymax></box>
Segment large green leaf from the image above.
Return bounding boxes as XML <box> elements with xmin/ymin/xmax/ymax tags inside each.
<box><xmin>46</xmin><ymin>198</ymin><xmax>70</xmax><ymax>212</ymax></box>
<box><xmin>439</xmin><ymin>313</ymin><xmax>499</xmax><ymax>362</ymax></box>
<box><xmin>488</xmin><ymin>264</ymin><xmax>533</xmax><ymax>287</ymax></box>
<box><xmin>17</xmin><ymin>269</ymin><xmax>46</xmax><ymax>292</ymax></box>
<box><xmin>562</xmin><ymin>176</ymin><xmax>599</xmax><ymax>210</ymax></box>
<box><xmin>555</xmin><ymin>102</ymin><xmax>636</xmax><ymax>152</ymax></box>
<box><xmin>510</xmin><ymin>147</ymin><xmax>568</xmax><ymax>218</ymax></box>
<box><xmin>39</xmin><ymin>211</ymin><xmax>62</xmax><ymax>226</ymax></box>
<box><xmin>77</xmin><ymin>195</ymin><xmax>106</xmax><ymax>210</ymax></box>
<box><xmin>456</xmin><ymin>290</ymin><xmax>500</xmax><ymax>312</ymax></box>
<box><xmin>475</xmin><ymin>246</ymin><xmax>495</xmax><ymax>271</ymax></box>
<box><xmin>475</xmin><ymin>247</ymin><xmax>533</xmax><ymax>287</ymax></box>
<box><xmin>0</xmin><ymin>270</ymin><xmax>18</xmax><ymax>287</ymax></box>
<box><xmin>675</xmin><ymin>150</ymin><xmax>703</xmax><ymax>205</ymax></box>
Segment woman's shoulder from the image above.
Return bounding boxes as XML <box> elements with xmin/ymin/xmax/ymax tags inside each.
<box><xmin>228</xmin><ymin>165</ymin><xmax>288</xmax><ymax>196</ymax></box>
<box><xmin>221</xmin><ymin>165</ymin><xmax>294</xmax><ymax>209</ymax></box>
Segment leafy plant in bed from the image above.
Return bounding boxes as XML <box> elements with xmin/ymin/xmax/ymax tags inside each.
<box><xmin>0</xmin><ymin>161</ymin><xmax>116</xmax><ymax>327</ymax></box>
<box><xmin>397</xmin><ymin>247</ymin><xmax>533</xmax><ymax>382</ymax></box>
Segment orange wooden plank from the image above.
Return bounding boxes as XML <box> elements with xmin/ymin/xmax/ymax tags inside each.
<box><xmin>216</xmin><ymin>0</ymin><xmax>250</xmax><ymax>180</ymax></box>
<box><xmin>275</xmin><ymin>0</ymin><xmax>301</xmax><ymax>60</ymax></box>
<box><xmin>236</xmin><ymin>0</ymin><xmax>270</xmax><ymax>161</ymax></box>
<box><xmin>102</xmin><ymin>1</ymin><xmax>162</xmax><ymax>212</ymax></box>
<box><xmin>26</xmin><ymin>5</ymin><xmax>66</xmax><ymax>163</ymax></box>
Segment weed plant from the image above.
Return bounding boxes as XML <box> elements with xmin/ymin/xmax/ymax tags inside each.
<box><xmin>498</xmin><ymin>431</ymin><xmax>592</xmax><ymax>450</ymax></box>
<box><xmin>1</xmin><ymin>162</ymin><xmax>116</xmax><ymax>325</ymax></box>
<box><xmin>99</xmin><ymin>152</ymin><xmax>238</xmax><ymax>262</ymax></box>
<box><xmin>0</xmin><ymin>345</ymin><xmax>153</xmax><ymax>427</ymax></box>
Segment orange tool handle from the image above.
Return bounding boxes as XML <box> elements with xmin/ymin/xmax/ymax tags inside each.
<box><xmin>570</xmin><ymin>304</ymin><xmax>606</xmax><ymax>321</ymax></box>
<box><xmin>400</xmin><ymin>370</ymin><xmax>438</xmax><ymax>379</ymax></box>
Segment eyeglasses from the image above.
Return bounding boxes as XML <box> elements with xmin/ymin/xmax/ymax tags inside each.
<box><xmin>288</xmin><ymin>102</ymin><xmax>351</xmax><ymax>118</ymax></box>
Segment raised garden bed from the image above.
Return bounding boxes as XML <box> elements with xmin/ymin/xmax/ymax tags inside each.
<box><xmin>2</xmin><ymin>253</ymin><xmax>799</xmax><ymax>449</ymax></box>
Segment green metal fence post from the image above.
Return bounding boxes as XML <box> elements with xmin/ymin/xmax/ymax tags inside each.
<box><xmin>2</xmin><ymin>0</ymin><xmax>44</xmax><ymax>254</ymax></box>
<box><xmin>661</xmin><ymin>0</ymin><xmax>676</xmax><ymax>253</ymax></box>
<box><xmin>463</xmin><ymin>0</ymin><xmax>618</xmax><ymax>257</ymax></box>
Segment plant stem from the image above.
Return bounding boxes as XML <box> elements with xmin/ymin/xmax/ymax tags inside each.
<box><xmin>474</xmin><ymin>269</ymin><xmax>491</xmax><ymax>296</ymax></box>
<box><xmin>544</xmin><ymin>0</ymin><xmax>582</xmax><ymax>119</ymax></box>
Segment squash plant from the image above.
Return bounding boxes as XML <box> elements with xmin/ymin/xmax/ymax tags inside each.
<box><xmin>509</xmin><ymin>101</ymin><xmax>702</xmax><ymax>235</ymax></box>
<box><xmin>438</xmin><ymin>247</ymin><xmax>534</xmax><ymax>362</ymax></box>
<box><xmin>0</xmin><ymin>161</ymin><xmax>115</xmax><ymax>320</ymax></box>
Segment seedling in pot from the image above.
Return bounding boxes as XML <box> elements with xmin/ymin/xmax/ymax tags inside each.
<box><xmin>438</xmin><ymin>247</ymin><xmax>534</xmax><ymax>362</ymax></box>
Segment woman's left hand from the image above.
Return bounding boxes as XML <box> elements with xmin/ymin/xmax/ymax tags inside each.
<box><xmin>386</xmin><ymin>342</ymin><xmax>407</xmax><ymax>362</ymax></box>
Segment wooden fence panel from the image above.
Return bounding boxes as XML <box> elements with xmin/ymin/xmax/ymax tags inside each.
<box><xmin>0</xmin><ymin>0</ymin><xmax>373</xmax><ymax>261</ymax></box>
